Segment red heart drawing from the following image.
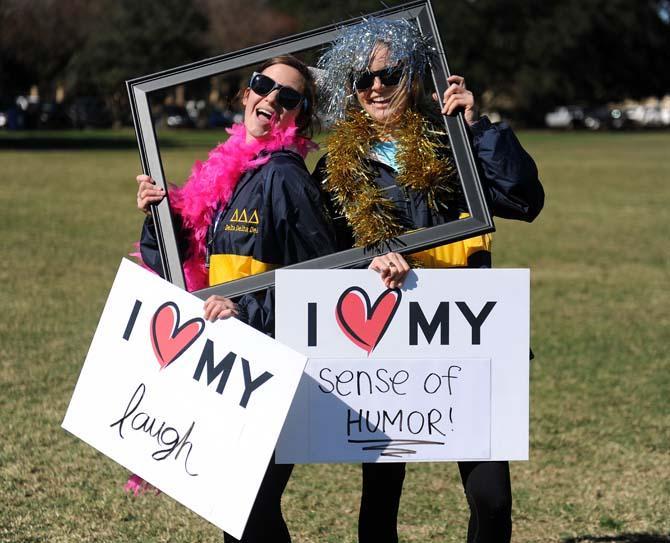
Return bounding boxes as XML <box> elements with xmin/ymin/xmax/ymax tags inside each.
<box><xmin>150</xmin><ymin>301</ymin><xmax>205</xmax><ymax>369</ymax></box>
<box><xmin>335</xmin><ymin>286</ymin><xmax>402</xmax><ymax>355</ymax></box>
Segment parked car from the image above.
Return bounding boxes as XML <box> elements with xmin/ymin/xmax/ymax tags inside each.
<box><xmin>546</xmin><ymin>105</ymin><xmax>635</xmax><ymax>130</ymax></box>
<box><xmin>67</xmin><ymin>97</ymin><xmax>112</xmax><ymax>129</ymax></box>
<box><xmin>207</xmin><ymin>107</ymin><xmax>235</xmax><ymax>128</ymax></box>
<box><xmin>625</xmin><ymin>105</ymin><xmax>670</xmax><ymax>128</ymax></box>
<box><xmin>38</xmin><ymin>102</ymin><xmax>71</xmax><ymax>129</ymax></box>
<box><xmin>544</xmin><ymin>106</ymin><xmax>585</xmax><ymax>129</ymax></box>
<box><xmin>582</xmin><ymin>106</ymin><xmax>632</xmax><ymax>130</ymax></box>
<box><xmin>12</xmin><ymin>96</ymin><xmax>41</xmax><ymax>129</ymax></box>
<box><xmin>155</xmin><ymin>105</ymin><xmax>194</xmax><ymax>129</ymax></box>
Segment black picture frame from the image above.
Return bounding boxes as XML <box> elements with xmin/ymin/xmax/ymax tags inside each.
<box><xmin>126</xmin><ymin>0</ymin><xmax>493</xmax><ymax>300</ymax></box>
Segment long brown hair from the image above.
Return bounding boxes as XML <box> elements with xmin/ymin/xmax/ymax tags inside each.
<box><xmin>255</xmin><ymin>54</ymin><xmax>318</xmax><ymax>137</ymax></box>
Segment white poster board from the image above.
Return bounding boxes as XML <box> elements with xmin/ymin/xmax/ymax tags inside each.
<box><xmin>62</xmin><ymin>259</ymin><xmax>307</xmax><ymax>538</ymax></box>
<box><xmin>275</xmin><ymin>269</ymin><xmax>529</xmax><ymax>463</ymax></box>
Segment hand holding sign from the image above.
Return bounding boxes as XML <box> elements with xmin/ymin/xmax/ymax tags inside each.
<box><xmin>203</xmin><ymin>295</ymin><xmax>239</xmax><ymax>322</ymax></box>
<box><xmin>368</xmin><ymin>252</ymin><xmax>411</xmax><ymax>289</ymax></box>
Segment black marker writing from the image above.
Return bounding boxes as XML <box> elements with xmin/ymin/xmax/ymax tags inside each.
<box><xmin>317</xmin><ymin>367</ymin><xmax>408</xmax><ymax>396</ymax></box>
<box><xmin>347</xmin><ymin>408</ymin><xmax>446</xmax><ymax>437</ymax></box>
<box><xmin>110</xmin><ymin>383</ymin><xmax>198</xmax><ymax>476</ymax></box>
<box><xmin>348</xmin><ymin>439</ymin><xmax>445</xmax><ymax>458</ymax></box>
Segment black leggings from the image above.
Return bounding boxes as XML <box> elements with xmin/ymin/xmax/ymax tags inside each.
<box><xmin>359</xmin><ymin>461</ymin><xmax>511</xmax><ymax>543</ymax></box>
<box><xmin>223</xmin><ymin>455</ymin><xmax>293</xmax><ymax>543</ymax></box>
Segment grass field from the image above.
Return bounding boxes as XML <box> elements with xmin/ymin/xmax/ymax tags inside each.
<box><xmin>1</xmin><ymin>129</ymin><xmax>668</xmax><ymax>542</ymax></box>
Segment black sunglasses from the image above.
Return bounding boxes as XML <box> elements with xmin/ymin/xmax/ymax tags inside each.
<box><xmin>249</xmin><ymin>72</ymin><xmax>306</xmax><ymax>111</ymax></box>
<box><xmin>352</xmin><ymin>66</ymin><xmax>404</xmax><ymax>91</ymax></box>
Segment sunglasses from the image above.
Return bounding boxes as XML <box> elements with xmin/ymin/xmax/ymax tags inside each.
<box><xmin>352</xmin><ymin>66</ymin><xmax>404</xmax><ymax>91</ymax></box>
<box><xmin>249</xmin><ymin>72</ymin><xmax>306</xmax><ymax>111</ymax></box>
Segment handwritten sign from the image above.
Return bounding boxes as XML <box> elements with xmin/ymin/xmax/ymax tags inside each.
<box><xmin>286</xmin><ymin>358</ymin><xmax>492</xmax><ymax>462</ymax></box>
<box><xmin>62</xmin><ymin>259</ymin><xmax>307</xmax><ymax>538</ymax></box>
<box><xmin>275</xmin><ymin>269</ymin><xmax>530</xmax><ymax>463</ymax></box>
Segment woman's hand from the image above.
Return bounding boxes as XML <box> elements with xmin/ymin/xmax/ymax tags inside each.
<box><xmin>369</xmin><ymin>252</ymin><xmax>410</xmax><ymax>289</ymax></box>
<box><xmin>203</xmin><ymin>295</ymin><xmax>239</xmax><ymax>322</ymax></box>
<box><xmin>136</xmin><ymin>174</ymin><xmax>165</xmax><ymax>215</ymax></box>
<box><xmin>442</xmin><ymin>74</ymin><xmax>476</xmax><ymax>126</ymax></box>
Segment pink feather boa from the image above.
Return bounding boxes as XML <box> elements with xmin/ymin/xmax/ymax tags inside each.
<box><xmin>166</xmin><ymin>122</ymin><xmax>317</xmax><ymax>291</ymax></box>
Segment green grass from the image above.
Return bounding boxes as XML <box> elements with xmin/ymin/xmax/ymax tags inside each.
<box><xmin>1</xmin><ymin>130</ymin><xmax>669</xmax><ymax>542</ymax></box>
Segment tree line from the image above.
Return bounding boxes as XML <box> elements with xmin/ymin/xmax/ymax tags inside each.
<box><xmin>1</xmin><ymin>0</ymin><xmax>669</xmax><ymax>126</ymax></box>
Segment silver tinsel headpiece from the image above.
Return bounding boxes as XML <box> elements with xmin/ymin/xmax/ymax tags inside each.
<box><xmin>317</xmin><ymin>17</ymin><xmax>437</xmax><ymax>120</ymax></box>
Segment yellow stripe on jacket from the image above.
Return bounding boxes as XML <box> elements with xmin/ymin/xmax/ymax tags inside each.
<box><xmin>209</xmin><ymin>213</ymin><xmax>491</xmax><ymax>282</ymax></box>
<box><xmin>411</xmin><ymin>213</ymin><xmax>493</xmax><ymax>268</ymax></box>
<box><xmin>209</xmin><ymin>254</ymin><xmax>275</xmax><ymax>286</ymax></box>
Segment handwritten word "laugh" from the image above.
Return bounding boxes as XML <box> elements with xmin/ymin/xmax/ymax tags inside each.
<box><xmin>110</xmin><ymin>383</ymin><xmax>198</xmax><ymax>476</ymax></box>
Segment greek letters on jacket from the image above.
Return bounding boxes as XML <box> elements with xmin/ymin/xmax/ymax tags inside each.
<box><xmin>140</xmin><ymin>149</ymin><xmax>337</xmax><ymax>335</ymax></box>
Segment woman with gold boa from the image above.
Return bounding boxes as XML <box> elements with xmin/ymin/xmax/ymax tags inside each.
<box><xmin>314</xmin><ymin>18</ymin><xmax>544</xmax><ymax>543</ymax></box>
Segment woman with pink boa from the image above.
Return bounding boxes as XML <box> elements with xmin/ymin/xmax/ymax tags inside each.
<box><xmin>135</xmin><ymin>55</ymin><xmax>336</xmax><ymax>543</ymax></box>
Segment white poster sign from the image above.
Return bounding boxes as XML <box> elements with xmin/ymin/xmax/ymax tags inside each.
<box><xmin>62</xmin><ymin>259</ymin><xmax>307</xmax><ymax>538</ymax></box>
<box><xmin>275</xmin><ymin>269</ymin><xmax>529</xmax><ymax>463</ymax></box>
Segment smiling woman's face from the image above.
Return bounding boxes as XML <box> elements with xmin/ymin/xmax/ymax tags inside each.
<box><xmin>242</xmin><ymin>63</ymin><xmax>304</xmax><ymax>142</ymax></box>
<box><xmin>356</xmin><ymin>43</ymin><xmax>409</xmax><ymax>128</ymax></box>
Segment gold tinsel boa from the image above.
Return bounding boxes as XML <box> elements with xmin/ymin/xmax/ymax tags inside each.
<box><xmin>324</xmin><ymin>109</ymin><xmax>458</xmax><ymax>247</ymax></box>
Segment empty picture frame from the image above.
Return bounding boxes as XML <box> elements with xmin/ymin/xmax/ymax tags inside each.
<box><xmin>126</xmin><ymin>0</ymin><xmax>493</xmax><ymax>300</ymax></box>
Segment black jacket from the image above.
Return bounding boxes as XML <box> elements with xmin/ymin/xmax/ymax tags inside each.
<box><xmin>141</xmin><ymin>149</ymin><xmax>337</xmax><ymax>335</ymax></box>
<box><xmin>313</xmin><ymin>116</ymin><xmax>544</xmax><ymax>267</ymax></box>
